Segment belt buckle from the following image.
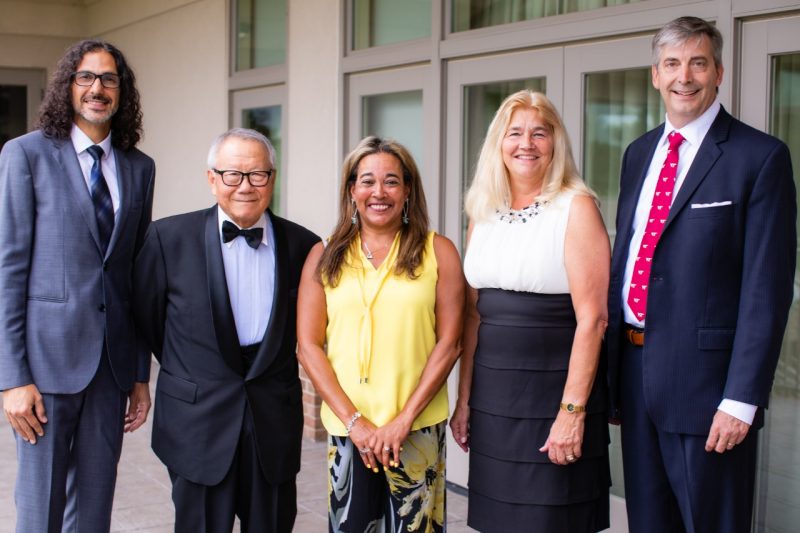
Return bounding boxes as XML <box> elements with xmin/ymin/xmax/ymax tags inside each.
<box><xmin>626</xmin><ymin>327</ymin><xmax>644</xmax><ymax>347</ymax></box>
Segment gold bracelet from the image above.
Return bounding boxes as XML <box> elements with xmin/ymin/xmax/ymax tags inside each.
<box><xmin>560</xmin><ymin>402</ymin><xmax>586</xmax><ymax>413</ymax></box>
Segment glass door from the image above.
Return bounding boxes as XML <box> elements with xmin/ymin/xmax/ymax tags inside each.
<box><xmin>346</xmin><ymin>65</ymin><xmax>437</xmax><ymax>222</ymax></box>
<box><xmin>563</xmin><ymin>35</ymin><xmax>654</xmax><ymax>531</ymax></box>
<box><xmin>563</xmin><ymin>35</ymin><xmax>658</xmax><ymax>239</ymax></box>
<box><xmin>231</xmin><ymin>85</ymin><xmax>286</xmax><ymax>214</ymax></box>
<box><xmin>0</xmin><ymin>68</ymin><xmax>45</xmax><ymax>152</ymax></box>
<box><xmin>740</xmin><ymin>14</ymin><xmax>800</xmax><ymax>532</ymax></box>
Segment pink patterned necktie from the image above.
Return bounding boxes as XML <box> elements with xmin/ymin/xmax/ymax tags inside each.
<box><xmin>627</xmin><ymin>131</ymin><xmax>685</xmax><ymax>322</ymax></box>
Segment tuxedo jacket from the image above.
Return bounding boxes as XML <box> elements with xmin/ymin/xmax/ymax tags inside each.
<box><xmin>132</xmin><ymin>206</ymin><xmax>319</xmax><ymax>486</ymax></box>
<box><xmin>607</xmin><ymin>108</ymin><xmax>796</xmax><ymax>435</ymax></box>
<box><xmin>0</xmin><ymin>130</ymin><xmax>154</xmax><ymax>394</ymax></box>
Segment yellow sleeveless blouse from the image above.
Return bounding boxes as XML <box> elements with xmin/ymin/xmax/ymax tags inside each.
<box><xmin>321</xmin><ymin>231</ymin><xmax>448</xmax><ymax>436</ymax></box>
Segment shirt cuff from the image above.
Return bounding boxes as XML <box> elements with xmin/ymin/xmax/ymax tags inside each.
<box><xmin>718</xmin><ymin>399</ymin><xmax>757</xmax><ymax>425</ymax></box>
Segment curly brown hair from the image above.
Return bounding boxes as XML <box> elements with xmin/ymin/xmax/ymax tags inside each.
<box><xmin>317</xmin><ymin>136</ymin><xmax>430</xmax><ymax>287</ymax></box>
<box><xmin>36</xmin><ymin>39</ymin><xmax>143</xmax><ymax>151</ymax></box>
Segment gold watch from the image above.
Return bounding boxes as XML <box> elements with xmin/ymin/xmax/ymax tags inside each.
<box><xmin>560</xmin><ymin>402</ymin><xmax>586</xmax><ymax>413</ymax></box>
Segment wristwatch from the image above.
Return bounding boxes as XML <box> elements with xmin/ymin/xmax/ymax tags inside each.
<box><xmin>560</xmin><ymin>402</ymin><xmax>586</xmax><ymax>413</ymax></box>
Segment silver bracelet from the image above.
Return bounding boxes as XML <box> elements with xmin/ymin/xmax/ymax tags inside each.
<box><xmin>345</xmin><ymin>411</ymin><xmax>361</xmax><ymax>435</ymax></box>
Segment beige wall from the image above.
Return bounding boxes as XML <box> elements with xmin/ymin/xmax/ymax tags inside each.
<box><xmin>2</xmin><ymin>0</ymin><xmax>339</xmax><ymax>227</ymax></box>
<box><xmin>0</xmin><ymin>0</ymin><xmax>83</xmax><ymax>76</ymax></box>
<box><xmin>285</xmin><ymin>0</ymin><xmax>341</xmax><ymax>237</ymax></box>
<box><xmin>94</xmin><ymin>0</ymin><xmax>229</xmax><ymax>219</ymax></box>
<box><xmin>1</xmin><ymin>0</ymin><xmax>229</xmax><ymax>220</ymax></box>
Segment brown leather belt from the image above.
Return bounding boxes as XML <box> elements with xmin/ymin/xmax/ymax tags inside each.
<box><xmin>624</xmin><ymin>326</ymin><xmax>645</xmax><ymax>347</ymax></box>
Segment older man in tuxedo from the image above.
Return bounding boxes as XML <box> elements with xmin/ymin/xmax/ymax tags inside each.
<box><xmin>607</xmin><ymin>16</ymin><xmax>796</xmax><ymax>532</ymax></box>
<box><xmin>133</xmin><ymin>128</ymin><xmax>319</xmax><ymax>532</ymax></box>
<box><xmin>0</xmin><ymin>40</ymin><xmax>154</xmax><ymax>532</ymax></box>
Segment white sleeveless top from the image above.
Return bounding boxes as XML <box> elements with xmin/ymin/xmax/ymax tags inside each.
<box><xmin>463</xmin><ymin>190</ymin><xmax>578</xmax><ymax>294</ymax></box>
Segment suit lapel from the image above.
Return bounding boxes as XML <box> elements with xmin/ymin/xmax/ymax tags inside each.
<box><xmin>105</xmin><ymin>148</ymin><xmax>132</xmax><ymax>259</ymax></box>
<box><xmin>204</xmin><ymin>208</ymin><xmax>245</xmax><ymax>376</ymax></box>
<box><xmin>664</xmin><ymin>108</ymin><xmax>730</xmax><ymax>230</ymax></box>
<box><xmin>53</xmin><ymin>138</ymin><xmax>103</xmax><ymax>254</ymax></box>
<box><xmin>247</xmin><ymin>211</ymin><xmax>289</xmax><ymax>380</ymax></box>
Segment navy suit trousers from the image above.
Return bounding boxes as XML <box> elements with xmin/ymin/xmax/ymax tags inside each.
<box><xmin>620</xmin><ymin>340</ymin><xmax>757</xmax><ymax>533</ymax></box>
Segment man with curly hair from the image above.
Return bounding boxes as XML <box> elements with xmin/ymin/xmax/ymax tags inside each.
<box><xmin>0</xmin><ymin>40</ymin><xmax>154</xmax><ymax>532</ymax></box>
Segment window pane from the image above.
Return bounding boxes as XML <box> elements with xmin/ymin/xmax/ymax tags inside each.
<box><xmin>583</xmin><ymin>69</ymin><xmax>661</xmax><ymax>500</ymax></box>
<box><xmin>0</xmin><ymin>85</ymin><xmax>27</xmax><ymax>152</ymax></box>
<box><xmin>770</xmin><ymin>53</ymin><xmax>800</xmax><ymax>249</ymax></box>
<box><xmin>461</xmin><ymin>79</ymin><xmax>546</xmax><ymax>244</ymax></box>
<box><xmin>241</xmin><ymin>105</ymin><xmax>282</xmax><ymax>213</ymax></box>
<box><xmin>757</xmin><ymin>52</ymin><xmax>800</xmax><ymax>532</ymax></box>
<box><xmin>353</xmin><ymin>0</ymin><xmax>431</xmax><ymax>50</ymax></box>
<box><xmin>236</xmin><ymin>0</ymin><xmax>286</xmax><ymax>71</ymax></box>
<box><xmin>583</xmin><ymin>68</ymin><xmax>663</xmax><ymax>240</ymax></box>
<box><xmin>452</xmin><ymin>0</ymin><xmax>647</xmax><ymax>32</ymax></box>
<box><xmin>362</xmin><ymin>90</ymin><xmax>424</xmax><ymax>167</ymax></box>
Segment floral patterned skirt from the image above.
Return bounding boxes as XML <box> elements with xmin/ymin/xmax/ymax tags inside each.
<box><xmin>327</xmin><ymin>421</ymin><xmax>446</xmax><ymax>533</ymax></box>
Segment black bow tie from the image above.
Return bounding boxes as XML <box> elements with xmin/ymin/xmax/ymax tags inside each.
<box><xmin>222</xmin><ymin>220</ymin><xmax>263</xmax><ymax>249</ymax></box>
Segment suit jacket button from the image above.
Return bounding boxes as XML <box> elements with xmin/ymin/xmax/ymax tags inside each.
<box><xmin>103</xmin><ymin>263</ymin><xmax>108</xmax><ymax>271</ymax></box>
<box><xmin>98</xmin><ymin>304</ymin><xmax>106</xmax><ymax>312</ymax></box>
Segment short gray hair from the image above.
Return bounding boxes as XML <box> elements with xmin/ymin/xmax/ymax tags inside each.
<box><xmin>652</xmin><ymin>16</ymin><xmax>723</xmax><ymax>68</ymax></box>
<box><xmin>207</xmin><ymin>128</ymin><xmax>276</xmax><ymax>169</ymax></box>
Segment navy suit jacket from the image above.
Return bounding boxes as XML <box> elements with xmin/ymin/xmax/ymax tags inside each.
<box><xmin>132</xmin><ymin>207</ymin><xmax>319</xmax><ymax>486</ymax></box>
<box><xmin>607</xmin><ymin>108</ymin><xmax>796</xmax><ymax>435</ymax></box>
<box><xmin>0</xmin><ymin>130</ymin><xmax>154</xmax><ymax>394</ymax></box>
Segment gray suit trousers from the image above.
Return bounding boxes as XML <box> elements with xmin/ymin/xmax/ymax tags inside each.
<box><xmin>14</xmin><ymin>354</ymin><xmax>126</xmax><ymax>533</ymax></box>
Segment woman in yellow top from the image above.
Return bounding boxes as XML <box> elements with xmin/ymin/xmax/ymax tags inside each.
<box><xmin>297</xmin><ymin>136</ymin><xmax>464</xmax><ymax>533</ymax></box>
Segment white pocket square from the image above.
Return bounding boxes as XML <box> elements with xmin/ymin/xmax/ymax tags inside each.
<box><xmin>690</xmin><ymin>201</ymin><xmax>732</xmax><ymax>209</ymax></box>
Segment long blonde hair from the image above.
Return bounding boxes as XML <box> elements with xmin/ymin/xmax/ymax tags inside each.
<box><xmin>464</xmin><ymin>90</ymin><xmax>596</xmax><ymax>222</ymax></box>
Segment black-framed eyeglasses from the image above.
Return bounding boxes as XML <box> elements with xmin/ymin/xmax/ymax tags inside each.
<box><xmin>212</xmin><ymin>169</ymin><xmax>274</xmax><ymax>187</ymax></box>
<box><xmin>73</xmin><ymin>71</ymin><xmax>121</xmax><ymax>89</ymax></box>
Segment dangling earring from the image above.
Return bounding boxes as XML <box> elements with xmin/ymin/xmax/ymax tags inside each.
<box><xmin>351</xmin><ymin>199</ymin><xmax>358</xmax><ymax>225</ymax></box>
<box><xmin>402</xmin><ymin>198</ymin><xmax>409</xmax><ymax>225</ymax></box>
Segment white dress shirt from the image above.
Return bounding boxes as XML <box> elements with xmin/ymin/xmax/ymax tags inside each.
<box><xmin>70</xmin><ymin>124</ymin><xmax>120</xmax><ymax>214</ymax></box>
<box><xmin>218</xmin><ymin>207</ymin><xmax>276</xmax><ymax>346</ymax></box>
<box><xmin>621</xmin><ymin>99</ymin><xmax>757</xmax><ymax>425</ymax></box>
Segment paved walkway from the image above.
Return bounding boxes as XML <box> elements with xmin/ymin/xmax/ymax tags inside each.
<box><xmin>0</xmin><ymin>372</ymin><xmax>474</xmax><ymax>532</ymax></box>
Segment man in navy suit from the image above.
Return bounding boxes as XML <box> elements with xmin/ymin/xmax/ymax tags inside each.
<box><xmin>607</xmin><ymin>16</ymin><xmax>796</xmax><ymax>532</ymax></box>
<box><xmin>0</xmin><ymin>41</ymin><xmax>154</xmax><ymax>532</ymax></box>
<box><xmin>133</xmin><ymin>128</ymin><xmax>319</xmax><ymax>532</ymax></box>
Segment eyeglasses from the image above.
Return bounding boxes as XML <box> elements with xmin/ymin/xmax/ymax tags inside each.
<box><xmin>212</xmin><ymin>169</ymin><xmax>274</xmax><ymax>187</ymax></box>
<box><xmin>73</xmin><ymin>71</ymin><xmax>121</xmax><ymax>89</ymax></box>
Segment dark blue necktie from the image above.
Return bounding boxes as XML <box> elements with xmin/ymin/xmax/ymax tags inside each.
<box><xmin>86</xmin><ymin>145</ymin><xmax>115</xmax><ymax>254</ymax></box>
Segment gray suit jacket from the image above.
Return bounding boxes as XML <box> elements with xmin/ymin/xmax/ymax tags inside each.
<box><xmin>0</xmin><ymin>130</ymin><xmax>155</xmax><ymax>394</ymax></box>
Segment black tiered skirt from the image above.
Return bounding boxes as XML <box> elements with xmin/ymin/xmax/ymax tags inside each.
<box><xmin>467</xmin><ymin>289</ymin><xmax>610</xmax><ymax>533</ymax></box>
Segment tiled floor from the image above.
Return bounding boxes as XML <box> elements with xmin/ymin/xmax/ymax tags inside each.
<box><xmin>0</xmin><ymin>372</ymin><xmax>474</xmax><ymax>532</ymax></box>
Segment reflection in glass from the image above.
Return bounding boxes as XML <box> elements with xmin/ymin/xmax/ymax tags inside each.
<box><xmin>583</xmin><ymin>68</ymin><xmax>663</xmax><ymax>239</ymax></box>
<box><xmin>461</xmin><ymin>78</ymin><xmax>545</xmax><ymax>245</ymax></box>
<box><xmin>0</xmin><ymin>85</ymin><xmax>26</xmax><ymax>152</ymax></box>
<box><xmin>242</xmin><ymin>105</ymin><xmax>282</xmax><ymax>213</ymax></box>
<box><xmin>235</xmin><ymin>0</ymin><xmax>286</xmax><ymax>71</ymax></box>
<box><xmin>362</xmin><ymin>90</ymin><xmax>424</xmax><ymax>167</ymax></box>
<box><xmin>353</xmin><ymin>0</ymin><xmax>431</xmax><ymax>50</ymax></box>
<box><xmin>756</xmin><ymin>52</ymin><xmax>800</xmax><ymax>532</ymax></box>
<box><xmin>583</xmin><ymin>68</ymin><xmax>661</xmax><ymax>499</ymax></box>
<box><xmin>452</xmin><ymin>0</ymin><xmax>646</xmax><ymax>32</ymax></box>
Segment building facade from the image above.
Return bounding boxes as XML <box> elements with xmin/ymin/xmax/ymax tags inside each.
<box><xmin>1</xmin><ymin>1</ymin><xmax>798</xmax><ymax>530</ymax></box>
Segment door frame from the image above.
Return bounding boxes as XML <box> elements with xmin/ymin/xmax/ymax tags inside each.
<box><xmin>0</xmin><ymin>67</ymin><xmax>46</xmax><ymax>133</ymax></box>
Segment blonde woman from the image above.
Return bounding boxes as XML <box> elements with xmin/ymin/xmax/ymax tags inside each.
<box><xmin>297</xmin><ymin>137</ymin><xmax>464</xmax><ymax>532</ymax></box>
<box><xmin>450</xmin><ymin>91</ymin><xmax>611</xmax><ymax>532</ymax></box>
